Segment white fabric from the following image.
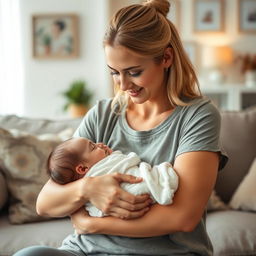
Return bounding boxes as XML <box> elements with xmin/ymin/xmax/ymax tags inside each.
<box><xmin>85</xmin><ymin>151</ymin><xmax>178</xmax><ymax>217</ymax></box>
<box><xmin>229</xmin><ymin>158</ymin><xmax>256</xmax><ymax>211</ymax></box>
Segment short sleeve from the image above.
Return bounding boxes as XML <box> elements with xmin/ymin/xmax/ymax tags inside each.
<box><xmin>176</xmin><ymin>102</ymin><xmax>228</xmax><ymax>170</ymax></box>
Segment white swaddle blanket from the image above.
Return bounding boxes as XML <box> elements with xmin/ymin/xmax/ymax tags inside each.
<box><xmin>85</xmin><ymin>151</ymin><xmax>178</xmax><ymax>217</ymax></box>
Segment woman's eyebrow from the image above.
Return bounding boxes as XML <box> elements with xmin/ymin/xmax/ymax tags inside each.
<box><xmin>107</xmin><ymin>65</ymin><xmax>141</xmax><ymax>71</ymax></box>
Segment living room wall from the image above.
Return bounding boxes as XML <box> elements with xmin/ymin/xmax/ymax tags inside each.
<box><xmin>20</xmin><ymin>0</ymin><xmax>111</xmax><ymax>119</ymax></box>
<box><xmin>18</xmin><ymin>0</ymin><xmax>256</xmax><ymax>118</ymax></box>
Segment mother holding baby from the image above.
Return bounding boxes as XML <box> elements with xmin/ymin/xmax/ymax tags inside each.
<box><xmin>14</xmin><ymin>0</ymin><xmax>227</xmax><ymax>255</ymax></box>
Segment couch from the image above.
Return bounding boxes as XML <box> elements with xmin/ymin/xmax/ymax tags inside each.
<box><xmin>0</xmin><ymin>107</ymin><xmax>255</xmax><ymax>256</ymax></box>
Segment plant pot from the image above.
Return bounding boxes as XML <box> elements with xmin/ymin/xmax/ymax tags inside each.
<box><xmin>68</xmin><ymin>104</ymin><xmax>89</xmax><ymax>118</ymax></box>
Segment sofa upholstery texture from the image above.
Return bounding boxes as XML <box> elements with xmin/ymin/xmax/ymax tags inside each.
<box><xmin>0</xmin><ymin>106</ymin><xmax>255</xmax><ymax>256</ymax></box>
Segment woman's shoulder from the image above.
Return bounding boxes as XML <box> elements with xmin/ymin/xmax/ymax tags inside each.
<box><xmin>180</xmin><ymin>97</ymin><xmax>220</xmax><ymax>120</ymax></box>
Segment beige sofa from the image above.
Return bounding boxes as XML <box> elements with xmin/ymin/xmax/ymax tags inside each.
<box><xmin>0</xmin><ymin>107</ymin><xmax>255</xmax><ymax>256</ymax></box>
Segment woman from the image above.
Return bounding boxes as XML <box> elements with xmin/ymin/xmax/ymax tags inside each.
<box><xmin>14</xmin><ymin>0</ymin><xmax>227</xmax><ymax>255</ymax></box>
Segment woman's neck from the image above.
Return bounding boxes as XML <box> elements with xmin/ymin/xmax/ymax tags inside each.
<box><xmin>126</xmin><ymin>99</ymin><xmax>174</xmax><ymax>131</ymax></box>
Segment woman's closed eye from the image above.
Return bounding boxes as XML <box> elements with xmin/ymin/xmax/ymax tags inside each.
<box><xmin>128</xmin><ymin>70</ymin><xmax>142</xmax><ymax>77</ymax></box>
<box><xmin>110</xmin><ymin>70</ymin><xmax>142</xmax><ymax>77</ymax></box>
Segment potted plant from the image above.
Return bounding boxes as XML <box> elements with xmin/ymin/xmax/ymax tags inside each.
<box><xmin>236</xmin><ymin>53</ymin><xmax>256</xmax><ymax>87</ymax></box>
<box><xmin>62</xmin><ymin>80</ymin><xmax>93</xmax><ymax>117</ymax></box>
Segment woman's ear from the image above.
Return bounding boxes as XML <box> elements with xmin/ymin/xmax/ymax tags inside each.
<box><xmin>163</xmin><ymin>47</ymin><xmax>173</xmax><ymax>68</ymax></box>
<box><xmin>76</xmin><ymin>164</ymin><xmax>89</xmax><ymax>175</ymax></box>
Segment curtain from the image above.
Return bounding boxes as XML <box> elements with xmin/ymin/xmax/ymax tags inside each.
<box><xmin>0</xmin><ymin>0</ymin><xmax>24</xmax><ymax>115</ymax></box>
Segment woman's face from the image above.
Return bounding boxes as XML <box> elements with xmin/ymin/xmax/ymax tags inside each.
<box><xmin>105</xmin><ymin>44</ymin><xmax>172</xmax><ymax>105</ymax></box>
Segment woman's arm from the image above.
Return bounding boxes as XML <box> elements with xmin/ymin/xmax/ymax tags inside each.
<box><xmin>36</xmin><ymin>173</ymin><xmax>151</xmax><ymax>218</ymax></box>
<box><xmin>71</xmin><ymin>151</ymin><xmax>219</xmax><ymax>236</ymax></box>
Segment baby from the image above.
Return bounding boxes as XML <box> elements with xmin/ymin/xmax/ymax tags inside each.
<box><xmin>47</xmin><ymin>137</ymin><xmax>179</xmax><ymax>217</ymax></box>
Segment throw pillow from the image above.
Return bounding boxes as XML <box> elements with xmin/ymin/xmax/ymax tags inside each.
<box><xmin>229</xmin><ymin>158</ymin><xmax>256</xmax><ymax>211</ymax></box>
<box><xmin>0</xmin><ymin>127</ymin><xmax>73</xmax><ymax>224</ymax></box>
<box><xmin>207</xmin><ymin>190</ymin><xmax>229</xmax><ymax>212</ymax></box>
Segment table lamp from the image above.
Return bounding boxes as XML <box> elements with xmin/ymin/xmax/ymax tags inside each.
<box><xmin>202</xmin><ymin>46</ymin><xmax>233</xmax><ymax>84</ymax></box>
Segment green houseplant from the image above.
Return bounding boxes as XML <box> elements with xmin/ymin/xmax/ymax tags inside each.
<box><xmin>62</xmin><ymin>80</ymin><xmax>93</xmax><ymax>117</ymax></box>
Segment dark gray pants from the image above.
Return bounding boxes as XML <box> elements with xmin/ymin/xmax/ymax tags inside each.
<box><xmin>13</xmin><ymin>246</ymin><xmax>85</xmax><ymax>256</ymax></box>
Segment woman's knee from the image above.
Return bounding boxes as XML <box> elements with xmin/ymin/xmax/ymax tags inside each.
<box><xmin>13</xmin><ymin>246</ymin><xmax>74</xmax><ymax>256</ymax></box>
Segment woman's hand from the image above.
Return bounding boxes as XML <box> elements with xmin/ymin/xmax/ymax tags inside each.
<box><xmin>70</xmin><ymin>207</ymin><xmax>93</xmax><ymax>234</ymax></box>
<box><xmin>85</xmin><ymin>173</ymin><xmax>151</xmax><ymax>219</ymax></box>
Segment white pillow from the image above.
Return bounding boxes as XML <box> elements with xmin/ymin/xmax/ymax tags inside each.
<box><xmin>229</xmin><ymin>158</ymin><xmax>256</xmax><ymax>211</ymax></box>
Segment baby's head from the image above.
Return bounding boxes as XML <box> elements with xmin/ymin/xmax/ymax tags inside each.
<box><xmin>47</xmin><ymin>137</ymin><xmax>112</xmax><ymax>184</ymax></box>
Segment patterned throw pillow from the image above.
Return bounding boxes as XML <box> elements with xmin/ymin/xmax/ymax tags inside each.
<box><xmin>0</xmin><ymin>127</ymin><xmax>73</xmax><ymax>224</ymax></box>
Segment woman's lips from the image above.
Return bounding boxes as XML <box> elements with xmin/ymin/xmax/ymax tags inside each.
<box><xmin>128</xmin><ymin>87</ymin><xmax>143</xmax><ymax>97</ymax></box>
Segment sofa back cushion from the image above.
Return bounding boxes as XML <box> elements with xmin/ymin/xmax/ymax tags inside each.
<box><xmin>216</xmin><ymin>106</ymin><xmax>256</xmax><ymax>203</ymax></box>
<box><xmin>0</xmin><ymin>115</ymin><xmax>82</xmax><ymax>135</ymax></box>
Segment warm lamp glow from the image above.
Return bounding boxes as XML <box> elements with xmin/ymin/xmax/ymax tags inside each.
<box><xmin>202</xmin><ymin>45</ymin><xmax>233</xmax><ymax>84</ymax></box>
<box><xmin>202</xmin><ymin>46</ymin><xmax>233</xmax><ymax>68</ymax></box>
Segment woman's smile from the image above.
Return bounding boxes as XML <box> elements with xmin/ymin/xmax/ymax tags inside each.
<box><xmin>127</xmin><ymin>87</ymin><xmax>143</xmax><ymax>97</ymax></box>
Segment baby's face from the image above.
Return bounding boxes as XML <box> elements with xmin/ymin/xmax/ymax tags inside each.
<box><xmin>72</xmin><ymin>138</ymin><xmax>113</xmax><ymax>168</ymax></box>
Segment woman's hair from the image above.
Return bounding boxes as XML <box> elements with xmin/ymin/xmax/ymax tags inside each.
<box><xmin>103</xmin><ymin>0</ymin><xmax>201</xmax><ymax>111</ymax></box>
<box><xmin>47</xmin><ymin>139</ymin><xmax>84</xmax><ymax>185</ymax></box>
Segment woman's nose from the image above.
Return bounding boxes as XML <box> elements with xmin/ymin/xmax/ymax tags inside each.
<box><xmin>118</xmin><ymin>74</ymin><xmax>130</xmax><ymax>91</ymax></box>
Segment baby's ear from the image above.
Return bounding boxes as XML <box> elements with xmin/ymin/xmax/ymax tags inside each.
<box><xmin>76</xmin><ymin>164</ymin><xmax>89</xmax><ymax>175</ymax></box>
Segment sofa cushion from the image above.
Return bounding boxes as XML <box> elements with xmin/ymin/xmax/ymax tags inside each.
<box><xmin>0</xmin><ymin>127</ymin><xmax>73</xmax><ymax>224</ymax></box>
<box><xmin>229</xmin><ymin>157</ymin><xmax>256</xmax><ymax>211</ymax></box>
<box><xmin>216</xmin><ymin>106</ymin><xmax>256</xmax><ymax>202</ymax></box>
<box><xmin>0</xmin><ymin>214</ymin><xmax>73</xmax><ymax>256</ymax></box>
<box><xmin>206</xmin><ymin>210</ymin><xmax>256</xmax><ymax>256</ymax></box>
<box><xmin>0</xmin><ymin>114</ymin><xmax>81</xmax><ymax>135</ymax></box>
<box><xmin>0</xmin><ymin>171</ymin><xmax>8</xmax><ymax>211</ymax></box>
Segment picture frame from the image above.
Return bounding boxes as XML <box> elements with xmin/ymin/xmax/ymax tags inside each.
<box><xmin>32</xmin><ymin>14</ymin><xmax>79</xmax><ymax>59</ymax></box>
<box><xmin>238</xmin><ymin>0</ymin><xmax>256</xmax><ymax>33</ymax></box>
<box><xmin>193</xmin><ymin>0</ymin><xmax>224</xmax><ymax>32</ymax></box>
<box><xmin>183</xmin><ymin>41</ymin><xmax>199</xmax><ymax>68</ymax></box>
<box><xmin>167</xmin><ymin>0</ymin><xmax>181</xmax><ymax>30</ymax></box>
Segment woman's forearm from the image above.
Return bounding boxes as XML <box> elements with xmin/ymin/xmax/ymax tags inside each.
<box><xmin>89</xmin><ymin>204</ymin><xmax>188</xmax><ymax>237</ymax></box>
<box><xmin>36</xmin><ymin>178</ymin><xmax>89</xmax><ymax>217</ymax></box>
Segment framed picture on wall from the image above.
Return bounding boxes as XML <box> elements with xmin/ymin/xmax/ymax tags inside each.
<box><xmin>238</xmin><ymin>0</ymin><xmax>256</xmax><ymax>33</ymax></box>
<box><xmin>167</xmin><ymin>0</ymin><xmax>181</xmax><ymax>30</ymax></box>
<box><xmin>193</xmin><ymin>0</ymin><xmax>224</xmax><ymax>32</ymax></box>
<box><xmin>32</xmin><ymin>14</ymin><xmax>79</xmax><ymax>59</ymax></box>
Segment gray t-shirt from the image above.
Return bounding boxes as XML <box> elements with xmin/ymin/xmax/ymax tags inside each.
<box><xmin>61</xmin><ymin>97</ymin><xmax>227</xmax><ymax>256</ymax></box>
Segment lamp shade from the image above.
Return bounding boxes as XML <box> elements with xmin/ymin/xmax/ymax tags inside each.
<box><xmin>202</xmin><ymin>46</ymin><xmax>233</xmax><ymax>68</ymax></box>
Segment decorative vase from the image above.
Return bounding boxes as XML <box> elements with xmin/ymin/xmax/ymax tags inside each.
<box><xmin>68</xmin><ymin>104</ymin><xmax>88</xmax><ymax>118</ymax></box>
<box><xmin>245</xmin><ymin>70</ymin><xmax>256</xmax><ymax>87</ymax></box>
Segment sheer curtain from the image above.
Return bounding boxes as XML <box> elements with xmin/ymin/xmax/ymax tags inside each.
<box><xmin>0</xmin><ymin>0</ymin><xmax>24</xmax><ymax>115</ymax></box>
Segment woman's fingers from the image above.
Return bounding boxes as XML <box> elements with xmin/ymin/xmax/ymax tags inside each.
<box><xmin>117</xmin><ymin>197</ymin><xmax>152</xmax><ymax>211</ymax></box>
<box><xmin>112</xmin><ymin>172</ymin><xmax>143</xmax><ymax>184</ymax></box>
<box><xmin>109</xmin><ymin>206</ymin><xmax>150</xmax><ymax>219</ymax></box>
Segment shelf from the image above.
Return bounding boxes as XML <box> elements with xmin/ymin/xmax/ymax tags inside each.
<box><xmin>200</xmin><ymin>84</ymin><xmax>256</xmax><ymax>111</ymax></box>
